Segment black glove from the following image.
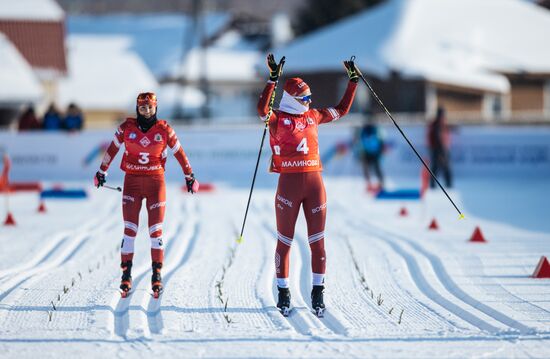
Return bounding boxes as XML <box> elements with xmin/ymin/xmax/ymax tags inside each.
<box><xmin>267</xmin><ymin>53</ymin><xmax>285</xmax><ymax>82</ymax></box>
<box><xmin>343</xmin><ymin>58</ymin><xmax>361</xmax><ymax>83</ymax></box>
<box><xmin>185</xmin><ymin>173</ymin><xmax>197</xmax><ymax>194</ymax></box>
<box><xmin>94</xmin><ymin>171</ymin><xmax>106</xmax><ymax>188</ymax></box>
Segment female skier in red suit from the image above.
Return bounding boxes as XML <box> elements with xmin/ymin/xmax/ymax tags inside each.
<box><xmin>258</xmin><ymin>54</ymin><xmax>360</xmax><ymax>315</ymax></box>
<box><xmin>94</xmin><ymin>92</ymin><xmax>199</xmax><ymax>297</ymax></box>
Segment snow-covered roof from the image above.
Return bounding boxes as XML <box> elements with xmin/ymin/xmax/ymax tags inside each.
<box><xmin>0</xmin><ymin>33</ymin><xmax>43</xmax><ymax>104</ymax></box>
<box><xmin>57</xmin><ymin>35</ymin><xmax>158</xmax><ymax>111</ymax></box>
<box><xmin>67</xmin><ymin>13</ymin><xmax>231</xmax><ymax>79</ymax></box>
<box><xmin>274</xmin><ymin>0</ymin><xmax>550</xmax><ymax>93</ymax></box>
<box><xmin>0</xmin><ymin>0</ymin><xmax>64</xmax><ymax>21</ymax></box>
<box><xmin>180</xmin><ymin>47</ymin><xmax>261</xmax><ymax>82</ymax></box>
<box><xmin>156</xmin><ymin>83</ymin><xmax>206</xmax><ymax>118</ymax></box>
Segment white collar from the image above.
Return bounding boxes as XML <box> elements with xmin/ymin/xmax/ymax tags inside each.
<box><xmin>278</xmin><ymin>91</ymin><xmax>309</xmax><ymax>115</ymax></box>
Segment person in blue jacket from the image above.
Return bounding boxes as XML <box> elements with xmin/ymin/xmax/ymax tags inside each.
<box><xmin>42</xmin><ymin>103</ymin><xmax>63</xmax><ymax>131</ymax></box>
<box><xmin>63</xmin><ymin>103</ymin><xmax>84</xmax><ymax>132</ymax></box>
<box><xmin>357</xmin><ymin>118</ymin><xmax>385</xmax><ymax>191</ymax></box>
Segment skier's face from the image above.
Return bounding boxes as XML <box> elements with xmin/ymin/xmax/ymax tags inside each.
<box><xmin>138</xmin><ymin>104</ymin><xmax>156</xmax><ymax>119</ymax></box>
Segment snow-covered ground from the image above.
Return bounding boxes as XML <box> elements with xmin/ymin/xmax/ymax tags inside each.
<box><xmin>0</xmin><ymin>178</ymin><xmax>549</xmax><ymax>358</ymax></box>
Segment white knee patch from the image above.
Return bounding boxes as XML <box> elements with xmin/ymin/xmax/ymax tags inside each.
<box><xmin>312</xmin><ymin>273</ymin><xmax>325</xmax><ymax>286</ymax></box>
<box><xmin>277</xmin><ymin>278</ymin><xmax>289</xmax><ymax>289</ymax></box>
<box><xmin>150</xmin><ymin>236</ymin><xmax>163</xmax><ymax>249</ymax></box>
<box><xmin>121</xmin><ymin>235</ymin><xmax>135</xmax><ymax>254</ymax></box>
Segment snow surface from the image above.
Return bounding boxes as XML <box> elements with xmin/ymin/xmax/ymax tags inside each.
<box><xmin>0</xmin><ymin>0</ymin><xmax>64</xmax><ymax>21</ymax></box>
<box><xmin>274</xmin><ymin>0</ymin><xmax>550</xmax><ymax>92</ymax></box>
<box><xmin>0</xmin><ymin>34</ymin><xmax>43</xmax><ymax>104</ymax></box>
<box><xmin>0</xmin><ymin>177</ymin><xmax>549</xmax><ymax>358</ymax></box>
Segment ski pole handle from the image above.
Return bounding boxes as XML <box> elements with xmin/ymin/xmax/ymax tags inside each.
<box><xmin>103</xmin><ymin>185</ymin><xmax>122</xmax><ymax>192</ymax></box>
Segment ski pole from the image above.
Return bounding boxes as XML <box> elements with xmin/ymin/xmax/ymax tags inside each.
<box><xmin>238</xmin><ymin>56</ymin><xmax>286</xmax><ymax>243</ymax></box>
<box><xmin>353</xmin><ymin>56</ymin><xmax>464</xmax><ymax>219</ymax></box>
<box><xmin>103</xmin><ymin>184</ymin><xmax>122</xmax><ymax>192</ymax></box>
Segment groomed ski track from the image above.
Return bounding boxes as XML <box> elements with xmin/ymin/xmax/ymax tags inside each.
<box><xmin>0</xmin><ymin>180</ymin><xmax>549</xmax><ymax>358</ymax></box>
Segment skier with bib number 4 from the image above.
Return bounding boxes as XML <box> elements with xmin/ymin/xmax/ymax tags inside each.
<box><xmin>258</xmin><ymin>54</ymin><xmax>359</xmax><ymax>317</ymax></box>
<box><xmin>94</xmin><ymin>92</ymin><xmax>199</xmax><ymax>298</ymax></box>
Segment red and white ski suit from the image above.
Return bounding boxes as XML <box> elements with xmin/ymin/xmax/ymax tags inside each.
<box><xmin>99</xmin><ymin>118</ymin><xmax>193</xmax><ymax>264</ymax></box>
<box><xmin>257</xmin><ymin>80</ymin><xmax>357</xmax><ymax>288</ymax></box>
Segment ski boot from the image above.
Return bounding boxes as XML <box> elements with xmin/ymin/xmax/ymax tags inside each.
<box><xmin>311</xmin><ymin>285</ymin><xmax>325</xmax><ymax>318</ymax></box>
<box><xmin>151</xmin><ymin>261</ymin><xmax>163</xmax><ymax>299</ymax></box>
<box><xmin>277</xmin><ymin>287</ymin><xmax>291</xmax><ymax>317</ymax></box>
<box><xmin>120</xmin><ymin>261</ymin><xmax>133</xmax><ymax>298</ymax></box>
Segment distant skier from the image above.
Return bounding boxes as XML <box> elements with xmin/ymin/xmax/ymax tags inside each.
<box><xmin>94</xmin><ymin>92</ymin><xmax>199</xmax><ymax>298</ymax></box>
<box><xmin>427</xmin><ymin>106</ymin><xmax>453</xmax><ymax>189</ymax></box>
<box><xmin>356</xmin><ymin>118</ymin><xmax>385</xmax><ymax>191</ymax></box>
<box><xmin>258</xmin><ymin>54</ymin><xmax>359</xmax><ymax>316</ymax></box>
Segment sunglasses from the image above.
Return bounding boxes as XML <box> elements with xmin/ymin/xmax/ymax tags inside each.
<box><xmin>293</xmin><ymin>94</ymin><xmax>312</xmax><ymax>102</ymax></box>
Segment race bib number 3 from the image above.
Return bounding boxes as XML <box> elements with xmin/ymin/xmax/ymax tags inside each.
<box><xmin>138</xmin><ymin>152</ymin><xmax>150</xmax><ymax>164</ymax></box>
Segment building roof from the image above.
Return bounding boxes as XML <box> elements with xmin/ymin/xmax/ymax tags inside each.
<box><xmin>57</xmin><ymin>35</ymin><xmax>158</xmax><ymax>111</ymax></box>
<box><xmin>0</xmin><ymin>1</ymin><xmax>67</xmax><ymax>75</ymax></box>
<box><xmin>0</xmin><ymin>33</ymin><xmax>43</xmax><ymax>104</ymax></box>
<box><xmin>180</xmin><ymin>46</ymin><xmax>261</xmax><ymax>82</ymax></box>
<box><xmin>274</xmin><ymin>0</ymin><xmax>550</xmax><ymax>93</ymax></box>
<box><xmin>0</xmin><ymin>0</ymin><xmax>64</xmax><ymax>21</ymax></box>
<box><xmin>67</xmin><ymin>13</ymin><xmax>231</xmax><ymax>79</ymax></box>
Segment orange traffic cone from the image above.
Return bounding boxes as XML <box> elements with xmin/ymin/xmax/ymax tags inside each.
<box><xmin>532</xmin><ymin>256</ymin><xmax>550</xmax><ymax>278</ymax></box>
<box><xmin>469</xmin><ymin>226</ymin><xmax>486</xmax><ymax>243</ymax></box>
<box><xmin>4</xmin><ymin>212</ymin><xmax>16</xmax><ymax>226</ymax></box>
<box><xmin>428</xmin><ymin>218</ymin><xmax>439</xmax><ymax>230</ymax></box>
<box><xmin>37</xmin><ymin>201</ymin><xmax>47</xmax><ymax>213</ymax></box>
<box><xmin>399</xmin><ymin>207</ymin><xmax>408</xmax><ymax>217</ymax></box>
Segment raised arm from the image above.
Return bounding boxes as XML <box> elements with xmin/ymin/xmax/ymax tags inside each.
<box><xmin>317</xmin><ymin>58</ymin><xmax>360</xmax><ymax>124</ymax></box>
<box><xmin>257</xmin><ymin>81</ymin><xmax>277</xmax><ymax>122</ymax></box>
<box><xmin>257</xmin><ymin>53</ymin><xmax>285</xmax><ymax>122</ymax></box>
<box><xmin>317</xmin><ymin>81</ymin><xmax>358</xmax><ymax>124</ymax></box>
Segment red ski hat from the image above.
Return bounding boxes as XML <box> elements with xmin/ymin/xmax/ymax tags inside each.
<box><xmin>283</xmin><ymin>78</ymin><xmax>311</xmax><ymax>97</ymax></box>
<box><xmin>137</xmin><ymin>92</ymin><xmax>157</xmax><ymax>107</ymax></box>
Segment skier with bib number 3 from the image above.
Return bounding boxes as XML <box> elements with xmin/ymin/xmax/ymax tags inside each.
<box><xmin>258</xmin><ymin>54</ymin><xmax>359</xmax><ymax>316</ymax></box>
<box><xmin>94</xmin><ymin>92</ymin><xmax>199</xmax><ymax>298</ymax></box>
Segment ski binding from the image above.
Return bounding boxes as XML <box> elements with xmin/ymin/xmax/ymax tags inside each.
<box><xmin>279</xmin><ymin>306</ymin><xmax>291</xmax><ymax>317</ymax></box>
<box><xmin>313</xmin><ymin>307</ymin><xmax>325</xmax><ymax>318</ymax></box>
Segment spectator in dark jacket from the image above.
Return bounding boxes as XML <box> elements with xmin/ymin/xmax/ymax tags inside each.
<box><xmin>63</xmin><ymin>103</ymin><xmax>84</xmax><ymax>132</ymax></box>
<box><xmin>427</xmin><ymin>107</ymin><xmax>452</xmax><ymax>188</ymax></box>
<box><xmin>357</xmin><ymin>119</ymin><xmax>385</xmax><ymax>191</ymax></box>
<box><xmin>17</xmin><ymin>105</ymin><xmax>41</xmax><ymax>131</ymax></box>
<box><xmin>42</xmin><ymin>103</ymin><xmax>63</xmax><ymax>131</ymax></box>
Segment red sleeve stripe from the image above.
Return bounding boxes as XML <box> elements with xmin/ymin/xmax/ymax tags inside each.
<box><xmin>113</xmin><ymin>136</ymin><xmax>122</xmax><ymax>148</ymax></box>
<box><xmin>327</xmin><ymin>107</ymin><xmax>340</xmax><ymax>121</ymax></box>
<box><xmin>169</xmin><ymin>140</ymin><xmax>181</xmax><ymax>154</ymax></box>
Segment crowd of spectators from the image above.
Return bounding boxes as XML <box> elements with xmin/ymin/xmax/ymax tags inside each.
<box><xmin>17</xmin><ymin>103</ymin><xmax>84</xmax><ymax>132</ymax></box>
